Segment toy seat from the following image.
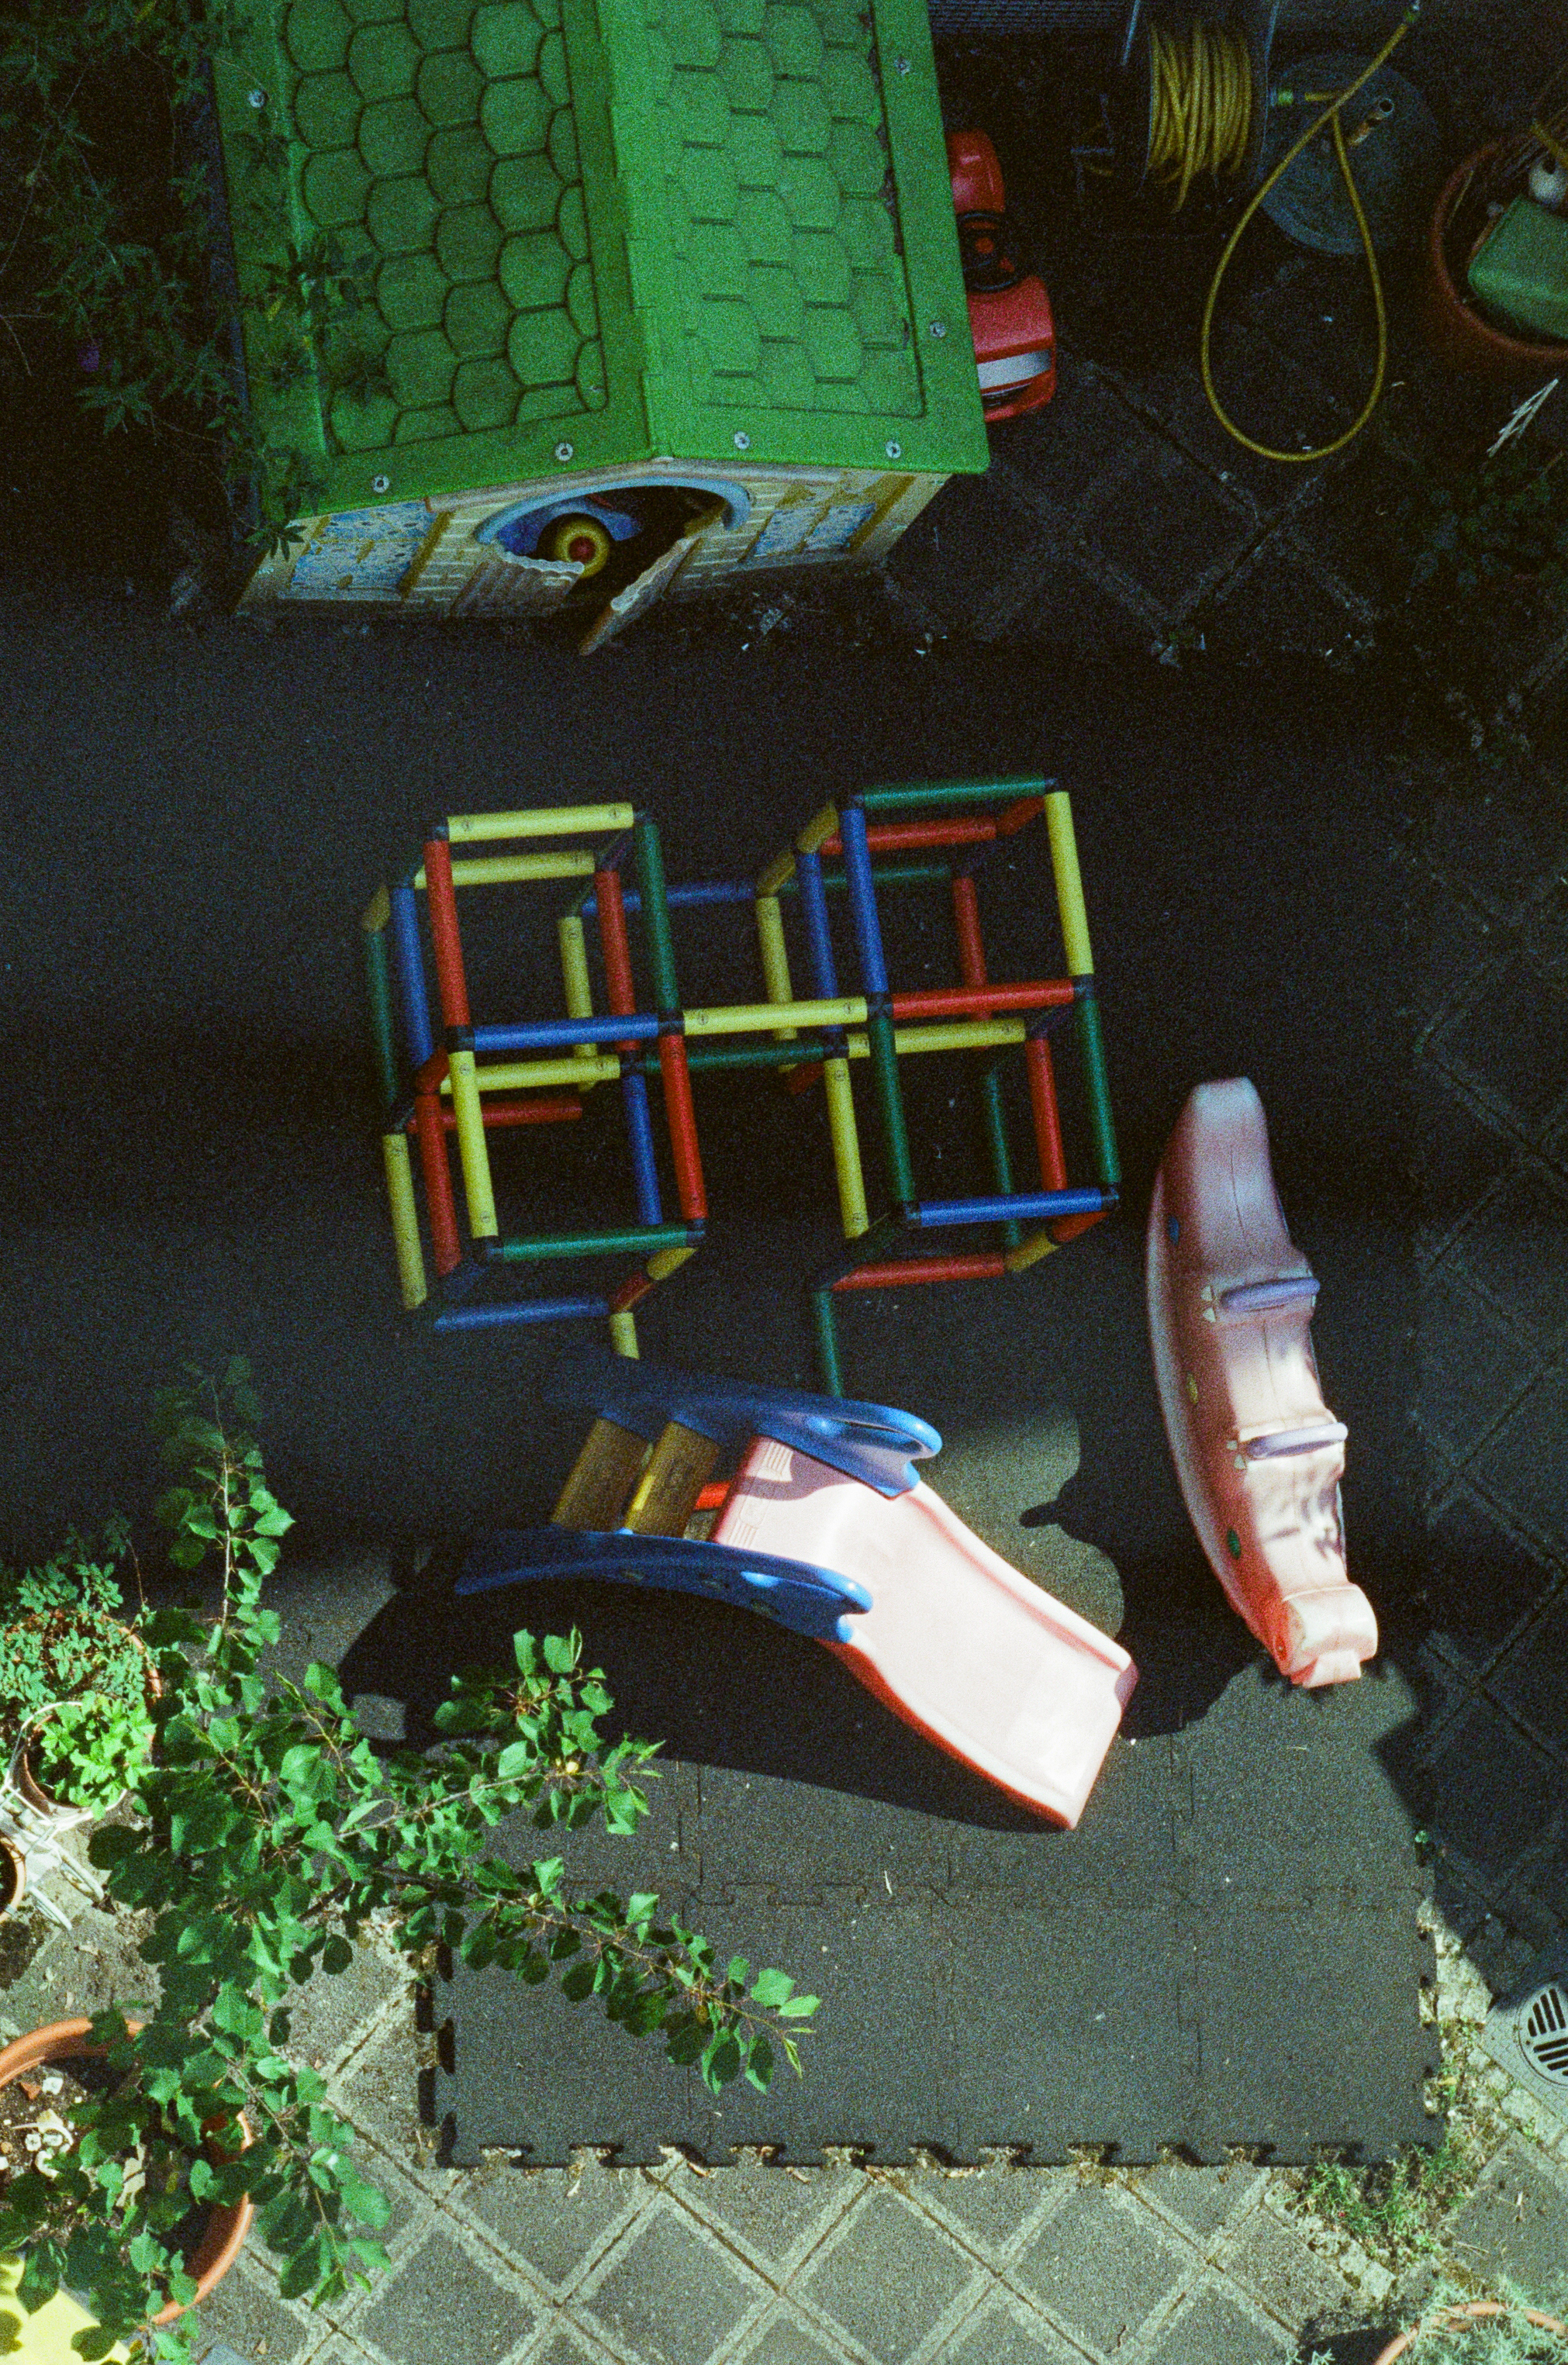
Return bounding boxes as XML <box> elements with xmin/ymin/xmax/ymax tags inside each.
<box><xmin>713</xmin><ymin>1437</ymin><xmax>1135</xmax><ymax>1826</ymax></box>
<box><xmin>1147</xmin><ymin>1077</ymin><xmax>1379</xmax><ymax>1687</ymax></box>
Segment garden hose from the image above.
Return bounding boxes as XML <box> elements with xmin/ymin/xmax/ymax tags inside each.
<box><xmin>1145</xmin><ymin>18</ymin><xmax>1253</xmax><ymax>210</ymax></box>
<box><xmin>1199</xmin><ymin>4</ymin><xmax>1421</xmax><ymax>464</ymax></box>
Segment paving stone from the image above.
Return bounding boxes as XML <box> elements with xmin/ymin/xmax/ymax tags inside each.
<box><xmin>457</xmin><ymin>2156</ymin><xmax>644</xmax><ymax>2293</ymax></box>
<box><xmin>942</xmin><ymin>2293</ymin><xmax>1079</xmax><ymax>2365</ymax></box>
<box><xmin>1427</xmin><ymin>954</ymin><xmax>1568</xmax><ymax>1139</ymax></box>
<box><xmin>913</xmin><ymin>2166</ymin><xmax>1065</xmax><ymax>2263</ymax></box>
<box><xmin>190</xmin><ymin>2255</ymin><xmax>316</xmax><ymax>2365</ymax></box>
<box><xmin>882</xmin><ymin>471</ymin><xmax>1045</xmax><ymax>634</ymax></box>
<box><xmin>1079</xmin><ymin>433</ymin><xmax>1250</xmax><ymax>612</ymax></box>
<box><xmin>1013</xmin><ymin>2184</ymin><xmax>1190</xmax><ymax>2353</ymax></box>
<box><xmin>1222</xmin><ymin>2204</ymin><xmax>1354</xmax><ymax>2329</ymax></box>
<box><xmin>1193</xmin><ymin>536</ymin><xmax>1363</xmax><ymax>669</ymax></box>
<box><xmin>1418</xmin><ymin>1261</ymin><xmax>1535</xmax><ymax>1462</ymax></box>
<box><xmin>1420</xmin><ymin>789</ymin><xmax>1568</xmax><ymax>927</ymax></box>
<box><xmin>1412</xmin><ymin>1075</ymin><xmax>1514</xmax><ymax>1261</ymax></box>
<box><xmin>335</xmin><ymin>2002</ymin><xmax>432</xmax><ymax>2171</ymax></box>
<box><xmin>989</xmin><ymin>353</ymin><xmax>1142</xmax><ymax>531</ymax></box>
<box><xmin>1456</xmin><ymin>1165</ymin><xmax>1568</xmax><ymax>1353</ymax></box>
<box><xmin>1417</xmin><ymin>1488</ymin><xmax>1558</xmax><ymax>1673</ymax></box>
<box><xmin>355</xmin><ymin>2227</ymin><xmax>540</xmax><ymax>2365</ymax></box>
<box><xmin>576</xmin><ymin>2202</ymin><xmax>764</xmax><ymax>2365</ymax></box>
<box><xmin>673</xmin><ymin>2154</ymin><xmax>858</xmax><ymax>2274</ymax></box>
<box><xmin>986</xmin><ymin>550</ymin><xmax>1154</xmax><ymax>658</ymax></box>
<box><xmin>1491</xmin><ymin>1592</ymin><xmax>1568</xmax><ymax>1756</ymax></box>
<box><xmin>796</xmin><ymin>2187</ymin><xmax>979</xmax><ymax>2365</ymax></box>
<box><xmin>1428</xmin><ymin>1700</ymin><xmax>1563</xmax><ymax>1885</ymax></box>
<box><xmin>528</xmin><ymin>2332</ymin><xmax>600</xmax><ymax>2365</ymax></box>
<box><xmin>280</xmin><ymin>1942</ymin><xmax>407</xmax><ymax>2079</ymax></box>
<box><xmin>1443</xmin><ymin>2133</ymin><xmax>1568</xmax><ymax>2292</ymax></box>
<box><xmin>1131</xmin><ymin>2163</ymin><xmax>1267</xmax><ymax>2244</ymax></box>
<box><xmin>1470</xmin><ymin>1369</ymin><xmax>1568</xmax><ymax>1551</ymax></box>
<box><xmin>1138</xmin><ymin>2281</ymin><xmax>1295</xmax><ymax>2365</ymax></box>
<box><xmin>733</xmin><ymin>2308</ymin><xmax>852</xmax><ymax>2365</ymax></box>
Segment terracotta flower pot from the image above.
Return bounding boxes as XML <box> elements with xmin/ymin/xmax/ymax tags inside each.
<box><xmin>0</xmin><ymin>2018</ymin><xmax>254</xmax><ymax>2325</ymax></box>
<box><xmin>1373</xmin><ymin>2300</ymin><xmax>1568</xmax><ymax>2363</ymax></box>
<box><xmin>1421</xmin><ymin>141</ymin><xmax>1568</xmax><ymax>379</ymax></box>
<box><xmin>0</xmin><ymin>1835</ymin><xmax>24</xmax><ymax>1914</ymax></box>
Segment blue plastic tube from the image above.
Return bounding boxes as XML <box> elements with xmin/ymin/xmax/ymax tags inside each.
<box><xmin>837</xmin><ymin>805</ymin><xmax>891</xmax><ymax>997</ymax></box>
<box><xmin>910</xmin><ymin>1188</ymin><xmax>1111</xmax><ymax>1227</ymax></box>
<box><xmin>796</xmin><ymin>849</ymin><xmax>841</xmax><ymax>997</ymax></box>
<box><xmin>620</xmin><ymin>1067</ymin><xmax>664</xmax><ymax>1227</ymax></box>
<box><xmin>389</xmin><ymin>885</ymin><xmax>435</xmax><ymax>1069</ymax></box>
<box><xmin>475</xmin><ymin>1013</ymin><xmax>662</xmax><ymax>1053</ymax></box>
<box><xmin>433</xmin><ymin>1296</ymin><xmax>610</xmax><ymax>1330</ymax></box>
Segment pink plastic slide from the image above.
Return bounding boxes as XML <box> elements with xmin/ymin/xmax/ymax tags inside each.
<box><xmin>1145</xmin><ymin>1076</ymin><xmax>1378</xmax><ymax>1687</ymax></box>
<box><xmin>712</xmin><ymin>1437</ymin><xmax>1138</xmax><ymax>1827</ymax></box>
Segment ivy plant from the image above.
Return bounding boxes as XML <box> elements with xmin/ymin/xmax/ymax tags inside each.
<box><xmin>1400</xmin><ymin>431</ymin><xmax>1568</xmax><ymax>602</ymax></box>
<box><xmin>0</xmin><ymin>1362</ymin><xmax>817</xmax><ymax>2356</ymax></box>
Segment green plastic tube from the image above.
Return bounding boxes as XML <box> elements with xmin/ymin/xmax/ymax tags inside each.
<box><xmin>1076</xmin><ymin>990</ymin><xmax>1121</xmax><ymax>1189</ymax></box>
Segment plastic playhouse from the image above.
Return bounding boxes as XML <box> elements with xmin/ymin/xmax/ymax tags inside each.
<box><xmin>458</xmin><ymin>1350</ymin><xmax>1138</xmax><ymax>1826</ymax></box>
<box><xmin>209</xmin><ymin>0</ymin><xmax>989</xmax><ymax>641</ymax></box>
<box><xmin>361</xmin><ymin>773</ymin><xmax>1117</xmax><ymax>1376</ymax></box>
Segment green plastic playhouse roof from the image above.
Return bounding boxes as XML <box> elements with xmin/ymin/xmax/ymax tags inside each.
<box><xmin>212</xmin><ymin>0</ymin><xmax>988</xmax><ymax>509</ymax></box>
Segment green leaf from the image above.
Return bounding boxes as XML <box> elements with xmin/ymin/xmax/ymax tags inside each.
<box><xmin>321</xmin><ymin>1934</ymin><xmax>353</xmax><ymax>1976</ymax></box>
<box><xmin>748</xmin><ymin>1969</ymin><xmax>794</xmax><ymax>2009</ymax></box>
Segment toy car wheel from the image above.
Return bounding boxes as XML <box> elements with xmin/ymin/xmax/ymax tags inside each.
<box><xmin>542</xmin><ymin>515</ymin><xmax>614</xmax><ymax>575</ymax></box>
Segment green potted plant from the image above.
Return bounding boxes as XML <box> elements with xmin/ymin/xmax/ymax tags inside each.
<box><xmin>0</xmin><ymin>1363</ymin><xmax>817</xmax><ymax>2358</ymax></box>
<box><xmin>1398</xmin><ymin>429</ymin><xmax>1568</xmax><ymax>604</ymax></box>
<box><xmin>0</xmin><ymin>1528</ymin><xmax>159</xmax><ymax>1826</ymax></box>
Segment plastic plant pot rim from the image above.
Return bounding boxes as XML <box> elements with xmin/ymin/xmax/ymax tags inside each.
<box><xmin>12</xmin><ymin>1709</ymin><xmax>124</xmax><ymax>1825</ymax></box>
<box><xmin>0</xmin><ymin>2018</ymin><xmax>254</xmax><ymax>2324</ymax></box>
<box><xmin>1426</xmin><ymin>141</ymin><xmax>1568</xmax><ymax>371</ymax></box>
<box><xmin>1373</xmin><ymin>2301</ymin><xmax>1568</xmax><ymax>2362</ymax></box>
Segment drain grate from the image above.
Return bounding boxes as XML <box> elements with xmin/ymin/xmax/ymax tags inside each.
<box><xmin>1520</xmin><ymin>1981</ymin><xmax>1568</xmax><ymax>2084</ymax></box>
<box><xmin>1483</xmin><ymin>1942</ymin><xmax>1568</xmax><ymax>2129</ymax></box>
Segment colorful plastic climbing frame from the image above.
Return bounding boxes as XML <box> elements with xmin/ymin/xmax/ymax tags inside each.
<box><xmin>753</xmin><ymin>775</ymin><xmax>1120</xmax><ymax>1393</ymax></box>
<box><xmin>361</xmin><ymin>803</ymin><xmax>707</xmax><ymax>1352</ymax></box>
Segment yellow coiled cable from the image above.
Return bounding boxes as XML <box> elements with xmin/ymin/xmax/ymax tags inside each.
<box><xmin>1198</xmin><ymin>5</ymin><xmax>1421</xmax><ymax>462</ymax></box>
<box><xmin>1147</xmin><ymin>19</ymin><xmax>1253</xmax><ymax>210</ymax></box>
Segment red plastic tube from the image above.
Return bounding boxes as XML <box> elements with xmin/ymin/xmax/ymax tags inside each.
<box><xmin>414</xmin><ymin>1048</ymin><xmax>450</xmax><ymax>1096</ymax></box>
<box><xmin>950</xmin><ymin>873</ymin><xmax>988</xmax><ymax>989</ymax></box>
<box><xmin>657</xmin><ymin>1035</ymin><xmax>708</xmax><ymax>1220</ymax></box>
<box><xmin>1049</xmin><ymin>1209</ymin><xmax>1106</xmax><ymax>1246</ymax></box>
<box><xmin>595</xmin><ymin>867</ymin><xmax>638</xmax><ymax>1055</ymax></box>
<box><xmin>406</xmin><ymin>1096</ymin><xmax>582</xmax><ymax>1134</ymax></box>
<box><xmin>423</xmin><ymin>839</ymin><xmax>471</xmax><ymax>1031</ymax></box>
<box><xmin>823</xmin><ymin>818</ymin><xmax>996</xmax><ymax>857</ymax></box>
<box><xmin>996</xmin><ymin>796</ymin><xmax>1048</xmax><ymax>836</ymax></box>
<box><xmin>832</xmin><ymin>1253</ymin><xmax>1008</xmax><ymax>1290</ymax></box>
<box><xmin>692</xmin><ymin>1480</ymin><xmax>730</xmax><ymax>1512</ymax></box>
<box><xmin>890</xmin><ymin>980</ymin><xmax>1076</xmax><ymax>1020</ymax></box>
<box><xmin>1024</xmin><ymin>1034</ymin><xmax>1069</xmax><ymax>1191</ymax></box>
<box><xmin>413</xmin><ymin>1092</ymin><xmax>462</xmax><ymax>1276</ymax></box>
<box><xmin>610</xmin><ymin>1270</ymin><xmax>655</xmax><ymax>1314</ymax></box>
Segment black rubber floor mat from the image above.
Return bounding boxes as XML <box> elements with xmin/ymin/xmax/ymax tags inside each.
<box><xmin>431</xmin><ymin>1638</ymin><xmax>1439</xmax><ymax>2167</ymax></box>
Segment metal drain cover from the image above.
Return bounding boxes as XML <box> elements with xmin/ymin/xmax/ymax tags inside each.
<box><xmin>1520</xmin><ymin>1981</ymin><xmax>1568</xmax><ymax>2083</ymax></box>
<box><xmin>1482</xmin><ymin>1941</ymin><xmax>1568</xmax><ymax>2128</ymax></box>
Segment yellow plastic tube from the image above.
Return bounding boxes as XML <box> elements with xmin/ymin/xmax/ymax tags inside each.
<box><xmin>361</xmin><ymin>883</ymin><xmax>392</xmax><ymax>933</ymax></box>
<box><xmin>414</xmin><ymin>853</ymin><xmax>595</xmax><ymax>887</ymax></box>
<box><xmin>446</xmin><ymin>804</ymin><xmax>634</xmax><ymax>841</ymax></box>
<box><xmin>824</xmin><ymin>1056</ymin><xmax>869</xmax><ymax>1238</ymax></box>
<box><xmin>558</xmin><ymin>912</ymin><xmax>597</xmax><ymax>1068</ymax></box>
<box><xmin>756</xmin><ymin>847</ymin><xmax>798</xmax><ymax>896</ymax></box>
<box><xmin>610</xmin><ymin>1307</ymin><xmax>641</xmax><ymax>1357</ymax></box>
<box><xmin>382</xmin><ymin>1131</ymin><xmax>428</xmax><ymax>1308</ymax></box>
<box><xmin>1045</xmin><ymin>791</ymin><xmax>1094</xmax><ymax>976</ymax></box>
<box><xmin>646</xmin><ymin>1242</ymin><xmax>698</xmax><ymax>1282</ymax></box>
<box><xmin>796</xmin><ymin>803</ymin><xmax>841</xmax><ymax>855</ymax></box>
<box><xmin>755</xmin><ymin>894</ymin><xmax>798</xmax><ymax>1042</ymax></box>
<box><xmin>685</xmin><ymin>997</ymin><xmax>866</xmax><ymax>1036</ymax></box>
<box><xmin>447</xmin><ymin>1046</ymin><xmax>499</xmax><ymax>1237</ymax></box>
<box><xmin>444</xmin><ymin>1055</ymin><xmax>620</xmax><ymax>1093</ymax></box>
<box><xmin>1004</xmin><ymin>1227</ymin><xmax>1060</xmax><ymax>1274</ymax></box>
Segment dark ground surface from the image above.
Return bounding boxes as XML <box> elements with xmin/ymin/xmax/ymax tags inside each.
<box><xmin>1</xmin><ymin>1</ymin><xmax>1567</xmax><ymax>2355</ymax></box>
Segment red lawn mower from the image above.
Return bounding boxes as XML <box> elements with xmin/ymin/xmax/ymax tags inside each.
<box><xmin>948</xmin><ymin>129</ymin><xmax>1058</xmax><ymax>422</ymax></box>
